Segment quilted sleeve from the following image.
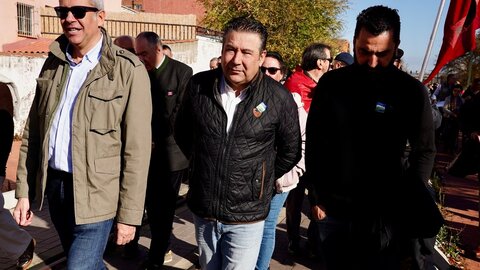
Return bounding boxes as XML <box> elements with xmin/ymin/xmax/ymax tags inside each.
<box><xmin>274</xmin><ymin>91</ymin><xmax>301</xmax><ymax>179</ymax></box>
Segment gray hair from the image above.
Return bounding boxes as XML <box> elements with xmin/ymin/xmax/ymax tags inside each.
<box><xmin>89</xmin><ymin>0</ymin><xmax>104</xmax><ymax>10</ymax></box>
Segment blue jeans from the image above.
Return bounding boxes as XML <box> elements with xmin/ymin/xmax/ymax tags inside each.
<box><xmin>193</xmin><ymin>214</ymin><xmax>264</xmax><ymax>270</ymax></box>
<box><xmin>46</xmin><ymin>170</ymin><xmax>113</xmax><ymax>270</ymax></box>
<box><xmin>256</xmin><ymin>191</ymin><xmax>289</xmax><ymax>270</ymax></box>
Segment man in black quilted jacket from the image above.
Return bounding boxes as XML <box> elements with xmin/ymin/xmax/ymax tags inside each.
<box><xmin>175</xmin><ymin>16</ymin><xmax>301</xmax><ymax>270</ymax></box>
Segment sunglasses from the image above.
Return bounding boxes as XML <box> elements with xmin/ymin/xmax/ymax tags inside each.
<box><xmin>54</xmin><ymin>6</ymin><xmax>99</xmax><ymax>19</ymax></box>
<box><xmin>261</xmin><ymin>66</ymin><xmax>281</xmax><ymax>74</ymax></box>
<box><xmin>320</xmin><ymin>57</ymin><xmax>333</xmax><ymax>63</ymax></box>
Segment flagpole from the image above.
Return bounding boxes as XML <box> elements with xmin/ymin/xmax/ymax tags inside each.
<box><xmin>419</xmin><ymin>0</ymin><xmax>447</xmax><ymax>83</ymax></box>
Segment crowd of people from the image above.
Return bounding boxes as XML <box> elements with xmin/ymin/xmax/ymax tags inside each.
<box><xmin>3</xmin><ymin>0</ymin><xmax>480</xmax><ymax>269</ymax></box>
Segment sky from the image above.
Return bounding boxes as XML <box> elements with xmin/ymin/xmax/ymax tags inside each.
<box><xmin>339</xmin><ymin>0</ymin><xmax>450</xmax><ymax>73</ymax></box>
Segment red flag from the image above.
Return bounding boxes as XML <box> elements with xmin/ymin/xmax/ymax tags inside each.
<box><xmin>424</xmin><ymin>0</ymin><xmax>480</xmax><ymax>84</ymax></box>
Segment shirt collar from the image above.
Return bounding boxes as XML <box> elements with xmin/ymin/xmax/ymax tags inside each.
<box><xmin>155</xmin><ymin>55</ymin><xmax>166</xmax><ymax>70</ymax></box>
<box><xmin>220</xmin><ymin>76</ymin><xmax>249</xmax><ymax>97</ymax></box>
<box><xmin>66</xmin><ymin>35</ymin><xmax>103</xmax><ymax>66</ymax></box>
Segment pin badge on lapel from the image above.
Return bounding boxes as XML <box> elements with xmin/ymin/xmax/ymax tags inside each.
<box><xmin>375</xmin><ymin>102</ymin><xmax>386</xmax><ymax>113</ymax></box>
<box><xmin>253</xmin><ymin>102</ymin><xmax>267</xmax><ymax>118</ymax></box>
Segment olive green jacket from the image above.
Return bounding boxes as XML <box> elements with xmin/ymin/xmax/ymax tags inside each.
<box><xmin>15</xmin><ymin>28</ymin><xmax>152</xmax><ymax>225</ymax></box>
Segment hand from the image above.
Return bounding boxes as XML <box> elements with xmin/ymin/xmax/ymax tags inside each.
<box><xmin>275</xmin><ymin>179</ymin><xmax>283</xmax><ymax>193</ymax></box>
<box><xmin>115</xmin><ymin>223</ymin><xmax>136</xmax><ymax>245</ymax></box>
<box><xmin>13</xmin><ymin>198</ymin><xmax>33</xmax><ymax>226</ymax></box>
<box><xmin>311</xmin><ymin>204</ymin><xmax>327</xmax><ymax>221</ymax></box>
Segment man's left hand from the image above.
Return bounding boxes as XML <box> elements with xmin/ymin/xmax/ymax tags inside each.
<box><xmin>115</xmin><ymin>223</ymin><xmax>136</xmax><ymax>245</ymax></box>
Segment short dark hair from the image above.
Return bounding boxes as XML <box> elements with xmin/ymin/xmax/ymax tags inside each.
<box><xmin>301</xmin><ymin>43</ymin><xmax>331</xmax><ymax>71</ymax></box>
<box><xmin>162</xmin><ymin>44</ymin><xmax>171</xmax><ymax>51</ymax></box>
<box><xmin>266</xmin><ymin>51</ymin><xmax>287</xmax><ymax>75</ymax></box>
<box><xmin>354</xmin><ymin>5</ymin><xmax>401</xmax><ymax>45</ymax></box>
<box><xmin>395</xmin><ymin>48</ymin><xmax>404</xmax><ymax>60</ymax></box>
<box><xmin>223</xmin><ymin>16</ymin><xmax>268</xmax><ymax>51</ymax></box>
<box><xmin>136</xmin><ymin>31</ymin><xmax>162</xmax><ymax>47</ymax></box>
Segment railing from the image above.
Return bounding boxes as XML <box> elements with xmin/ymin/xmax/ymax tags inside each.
<box><xmin>40</xmin><ymin>14</ymin><xmax>222</xmax><ymax>42</ymax></box>
<box><xmin>196</xmin><ymin>26</ymin><xmax>223</xmax><ymax>41</ymax></box>
<box><xmin>40</xmin><ymin>15</ymin><xmax>62</xmax><ymax>38</ymax></box>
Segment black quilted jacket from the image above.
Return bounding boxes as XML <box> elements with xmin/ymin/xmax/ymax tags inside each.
<box><xmin>175</xmin><ymin>68</ymin><xmax>301</xmax><ymax>223</ymax></box>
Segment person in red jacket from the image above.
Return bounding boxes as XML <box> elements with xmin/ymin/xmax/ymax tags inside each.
<box><xmin>284</xmin><ymin>43</ymin><xmax>331</xmax><ymax>112</ymax></box>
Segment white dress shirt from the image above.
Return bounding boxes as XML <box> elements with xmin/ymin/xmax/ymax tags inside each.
<box><xmin>48</xmin><ymin>37</ymin><xmax>103</xmax><ymax>172</ymax></box>
<box><xmin>220</xmin><ymin>78</ymin><xmax>247</xmax><ymax>133</ymax></box>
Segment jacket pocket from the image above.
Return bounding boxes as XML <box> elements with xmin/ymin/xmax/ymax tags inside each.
<box><xmin>88</xmin><ymin>88</ymin><xmax>124</xmax><ymax>135</ymax></box>
<box><xmin>95</xmin><ymin>155</ymin><xmax>121</xmax><ymax>174</ymax></box>
<box><xmin>254</xmin><ymin>161</ymin><xmax>266</xmax><ymax>200</ymax></box>
<box><xmin>226</xmin><ymin>158</ymin><xmax>266</xmax><ymax>210</ymax></box>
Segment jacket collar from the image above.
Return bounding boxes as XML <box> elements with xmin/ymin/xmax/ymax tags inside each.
<box><xmin>216</xmin><ymin>69</ymin><xmax>264</xmax><ymax>97</ymax></box>
<box><xmin>49</xmin><ymin>27</ymin><xmax>116</xmax><ymax>81</ymax></box>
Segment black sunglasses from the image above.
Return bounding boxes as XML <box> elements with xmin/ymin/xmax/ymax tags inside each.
<box><xmin>261</xmin><ymin>66</ymin><xmax>281</xmax><ymax>74</ymax></box>
<box><xmin>54</xmin><ymin>6</ymin><xmax>99</xmax><ymax>19</ymax></box>
<box><xmin>320</xmin><ymin>57</ymin><xmax>333</xmax><ymax>63</ymax></box>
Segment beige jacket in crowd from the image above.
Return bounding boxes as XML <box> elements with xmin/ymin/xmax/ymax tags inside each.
<box><xmin>15</xmin><ymin>28</ymin><xmax>152</xmax><ymax>226</ymax></box>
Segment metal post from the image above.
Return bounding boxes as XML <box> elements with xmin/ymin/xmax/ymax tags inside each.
<box><xmin>419</xmin><ymin>0</ymin><xmax>447</xmax><ymax>83</ymax></box>
<box><xmin>467</xmin><ymin>53</ymin><xmax>474</xmax><ymax>85</ymax></box>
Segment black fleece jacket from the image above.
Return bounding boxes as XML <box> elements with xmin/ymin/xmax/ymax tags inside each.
<box><xmin>306</xmin><ymin>64</ymin><xmax>436</xmax><ymax>224</ymax></box>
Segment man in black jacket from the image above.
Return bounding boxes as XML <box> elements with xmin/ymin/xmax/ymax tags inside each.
<box><xmin>175</xmin><ymin>17</ymin><xmax>301</xmax><ymax>270</ymax></box>
<box><xmin>134</xmin><ymin>31</ymin><xmax>193</xmax><ymax>269</ymax></box>
<box><xmin>306</xmin><ymin>5</ymin><xmax>443</xmax><ymax>270</ymax></box>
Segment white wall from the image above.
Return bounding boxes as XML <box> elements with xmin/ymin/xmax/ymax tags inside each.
<box><xmin>185</xmin><ymin>36</ymin><xmax>222</xmax><ymax>75</ymax></box>
<box><xmin>0</xmin><ymin>55</ymin><xmax>46</xmax><ymax>136</ymax></box>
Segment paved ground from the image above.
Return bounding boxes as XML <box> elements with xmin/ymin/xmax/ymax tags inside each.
<box><xmin>0</xmin><ymin>189</ymin><xmax>321</xmax><ymax>270</ymax></box>
<box><xmin>2</xmin><ymin>141</ymin><xmax>480</xmax><ymax>269</ymax></box>
<box><xmin>434</xmin><ymin>151</ymin><xmax>480</xmax><ymax>269</ymax></box>
<box><xmin>1</xmin><ymin>142</ymin><xmax>320</xmax><ymax>270</ymax></box>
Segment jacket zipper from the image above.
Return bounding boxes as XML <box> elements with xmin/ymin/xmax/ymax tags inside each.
<box><xmin>215</xmin><ymin>99</ymin><xmax>245</xmax><ymax>216</ymax></box>
<box><xmin>212</xmin><ymin>86</ymin><xmax>228</xmax><ymax>218</ymax></box>
<box><xmin>259</xmin><ymin>161</ymin><xmax>266</xmax><ymax>199</ymax></box>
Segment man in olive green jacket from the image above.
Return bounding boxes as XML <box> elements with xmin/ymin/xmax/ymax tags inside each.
<box><xmin>13</xmin><ymin>1</ymin><xmax>152</xmax><ymax>269</ymax></box>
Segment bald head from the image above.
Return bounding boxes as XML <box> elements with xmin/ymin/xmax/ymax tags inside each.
<box><xmin>114</xmin><ymin>35</ymin><xmax>135</xmax><ymax>53</ymax></box>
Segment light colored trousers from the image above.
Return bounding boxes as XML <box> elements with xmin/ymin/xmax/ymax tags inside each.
<box><xmin>0</xmin><ymin>176</ymin><xmax>32</xmax><ymax>259</ymax></box>
<box><xmin>193</xmin><ymin>214</ymin><xmax>265</xmax><ymax>270</ymax></box>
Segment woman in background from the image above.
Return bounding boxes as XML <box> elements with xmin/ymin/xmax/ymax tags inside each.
<box><xmin>256</xmin><ymin>52</ymin><xmax>306</xmax><ymax>270</ymax></box>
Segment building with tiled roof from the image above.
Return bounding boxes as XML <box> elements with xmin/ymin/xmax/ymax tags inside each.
<box><xmin>0</xmin><ymin>0</ymin><xmax>123</xmax><ymax>56</ymax></box>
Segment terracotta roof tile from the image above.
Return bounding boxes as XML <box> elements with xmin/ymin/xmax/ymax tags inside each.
<box><xmin>3</xmin><ymin>37</ymin><xmax>54</xmax><ymax>55</ymax></box>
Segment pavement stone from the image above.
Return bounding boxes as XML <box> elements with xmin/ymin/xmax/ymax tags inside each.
<box><xmin>3</xmin><ymin>142</ymin><xmax>480</xmax><ymax>269</ymax></box>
